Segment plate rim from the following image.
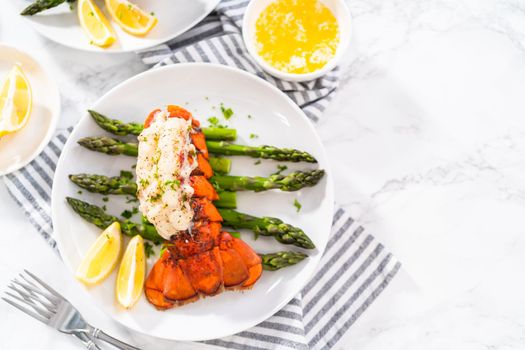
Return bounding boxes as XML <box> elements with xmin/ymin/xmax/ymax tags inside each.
<box><xmin>15</xmin><ymin>0</ymin><xmax>221</xmax><ymax>54</ymax></box>
<box><xmin>0</xmin><ymin>43</ymin><xmax>61</xmax><ymax>176</ymax></box>
<box><xmin>51</xmin><ymin>62</ymin><xmax>334</xmax><ymax>340</ymax></box>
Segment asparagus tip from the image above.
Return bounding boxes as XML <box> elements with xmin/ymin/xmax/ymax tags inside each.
<box><xmin>260</xmin><ymin>251</ymin><xmax>309</xmax><ymax>271</ymax></box>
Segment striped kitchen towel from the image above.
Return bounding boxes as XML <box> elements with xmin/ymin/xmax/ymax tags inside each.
<box><xmin>137</xmin><ymin>0</ymin><xmax>339</xmax><ymax>123</ymax></box>
<box><xmin>3</xmin><ymin>130</ymin><xmax>401</xmax><ymax>349</ymax></box>
<box><xmin>3</xmin><ymin>0</ymin><xmax>401</xmax><ymax>348</ymax></box>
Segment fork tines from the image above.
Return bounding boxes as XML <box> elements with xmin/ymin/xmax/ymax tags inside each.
<box><xmin>2</xmin><ymin>270</ymin><xmax>63</xmax><ymax>325</ymax></box>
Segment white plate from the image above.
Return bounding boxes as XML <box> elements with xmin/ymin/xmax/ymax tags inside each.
<box><xmin>0</xmin><ymin>44</ymin><xmax>60</xmax><ymax>176</ymax></box>
<box><xmin>10</xmin><ymin>0</ymin><xmax>219</xmax><ymax>53</ymax></box>
<box><xmin>52</xmin><ymin>63</ymin><xmax>334</xmax><ymax>341</ymax></box>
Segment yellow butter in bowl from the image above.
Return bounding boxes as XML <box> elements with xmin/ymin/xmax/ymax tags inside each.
<box><xmin>255</xmin><ymin>0</ymin><xmax>340</xmax><ymax>75</ymax></box>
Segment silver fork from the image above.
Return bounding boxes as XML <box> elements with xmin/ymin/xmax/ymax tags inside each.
<box><xmin>2</xmin><ymin>270</ymin><xmax>142</xmax><ymax>350</ymax></box>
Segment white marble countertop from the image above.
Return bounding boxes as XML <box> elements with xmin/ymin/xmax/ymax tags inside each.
<box><xmin>2</xmin><ymin>0</ymin><xmax>525</xmax><ymax>349</ymax></box>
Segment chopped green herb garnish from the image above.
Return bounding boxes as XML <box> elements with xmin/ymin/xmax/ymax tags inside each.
<box><xmin>150</xmin><ymin>11</ymin><xmax>155</xmax><ymax>16</ymax></box>
<box><xmin>89</xmin><ymin>11</ymin><xmax>94</xmax><ymax>16</ymax></box>
<box><xmin>208</xmin><ymin>116</ymin><xmax>220</xmax><ymax>126</ymax></box>
<box><xmin>131</xmin><ymin>164</ymin><xmax>136</xmax><ymax>169</ymax></box>
<box><xmin>132</xmin><ymin>207</ymin><xmax>139</xmax><ymax>215</ymax></box>
<box><xmin>164</xmin><ymin>179</ymin><xmax>180</xmax><ymax>190</ymax></box>
<box><xmin>126</xmin><ymin>196</ymin><xmax>138</xmax><ymax>203</ymax></box>
<box><xmin>273</xmin><ymin>164</ymin><xmax>288</xmax><ymax>175</ymax></box>
<box><xmin>293</xmin><ymin>199</ymin><xmax>302</xmax><ymax>212</ymax></box>
<box><xmin>144</xmin><ymin>242</ymin><xmax>155</xmax><ymax>258</ymax></box>
<box><xmin>159</xmin><ymin>243</ymin><xmax>174</xmax><ymax>257</ymax></box>
<box><xmin>247</xmin><ymin>114</ymin><xmax>252</xmax><ymax>119</ymax></box>
<box><xmin>149</xmin><ymin>192</ymin><xmax>162</xmax><ymax>202</ymax></box>
<box><xmin>207</xmin><ymin>116</ymin><xmax>227</xmax><ymax>128</ymax></box>
<box><xmin>102</xmin><ymin>197</ymin><xmax>109</xmax><ymax>202</ymax></box>
<box><xmin>102</xmin><ymin>205</ymin><xmax>107</xmax><ymax>211</ymax></box>
<box><xmin>230</xmin><ymin>232</ymin><xmax>241</xmax><ymax>239</ymax></box>
<box><xmin>249</xmin><ymin>133</ymin><xmax>258</xmax><ymax>139</ymax></box>
<box><xmin>254</xmin><ymin>159</ymin><xmax>262</xmax><ymax>165</ymax></box>
<box><xmin>220</xmin><ymin>104</ymin><xmax>233</xmax><ymax>120</ymax></box>
<box><xmin>77</xmin><ymin>190</ymin><xmax>83</xmax><ymax>195</ymax></box>
<box><xmin>121</xmin><ymin>210</ymin><xmax>133</xmax><ymax>219</ymax></box>
<box><xmin>139</xmin><ymin>178</ymin><xmax>149</xmax><ymax>187</ymax></box>
<box><xmin>120</xmin><ymin>170</ymin><xmax>133</xmax><ymax>179</ymax></box>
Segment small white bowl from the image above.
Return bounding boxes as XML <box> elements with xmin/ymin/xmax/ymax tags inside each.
<box><xmin>242</xmin><ymin>0</ymin><xmax>352</xmax><ymax>82</ymax></box>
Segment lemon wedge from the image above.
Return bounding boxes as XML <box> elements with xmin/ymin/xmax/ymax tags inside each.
<box><xmin>78</xmin><ymin>0</ymin><xmax>116</xmax><ymax>47</ymax></box>
<box><xmin>116</xmin><ymin>235</ymin><xmax>146</xmax><ymax>308</ymax></box>
<box><xmin>76</xmin><ymin>222</ymin><xmax>122</xmax><ymax>285</ymax></box>
<box><xmin>0</xmin><ymin>65</ymin><xmax>32</xmax><ymax>137</ymax></box>
<box><xmin>105</xmin><ymin>0</ymin><xmax>157</xmax><ymax>36</ymax></box>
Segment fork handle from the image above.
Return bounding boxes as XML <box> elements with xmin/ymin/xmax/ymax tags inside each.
<box><xmin>91</xmin><ymin>328</ymin><xmax>142</xmax><ymax>350</ymax></box>
<box><xmin>73</xmin><ymin>332</ymin><xmax>103</xmax><ymax>350</ymax></box>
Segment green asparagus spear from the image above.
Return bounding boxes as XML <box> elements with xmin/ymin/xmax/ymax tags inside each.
<box><xmin>211</xmin><ymin>170</ymin><xmax>324</xmax><ymax>192</ymax></box>
<box><xmin>206</xmin><ymin>141</ymin><xmax>317</xmax><ymax>163</ymax></box>
<box><xmin>78</xmin><ymin>136</ymin><xmax>138</xmax><ymax>156</ymax></box>
<box><xmin>66</xmin><ymin>197</ymin><xmax>163</xmax><ymax>243</ymax></box>
<box><xmin>207</xmin><ymin>157</ymin><xmax>231</xmax><ymax>175</ymax></box>
<box><xmin>69</xmin><ymin>171</ymin><xmax>136</xmax><ymax>195</ymax></box>
<box><xmin>88</xmin><ymin>110</ymin><xmax>144</xmax><ymax>136</ymax></box>
<box><xmin>67</xmin><ymin>197</ymin><xmax>314</xmax><ymax>249</ymax></box>
<box><xmin>260</xmin><ymin>251</ymin><xmax>308</xmax><ymax>271</ymax></box>
<box><xmin>76</xmin><ymin>137</ymin><xmax>231</xmax><ymax>174</ymax></box>
<box><xmin>20</xmin><ymin>0</ymin><xmax>70</xmax><ymax>15</ymax></box>
<box><xmin>88</xmin><ymin>110</ymin><xmax>237</xmax><ymax>141</ymax></box>
<box><xmin>218</xmin><ymin>209</ymin><xmax>315</xmax><ymax>249</ymax></box>
<box><xmin>68</xmin><ymin>197</ymin><xmax>303</xmax><ymax>270</ymax></box>
<box><xmin>70</xmin><ymin>168</ymin><xmax>323</xmax><ymax>195</ymax></box>
<box><xmin>202</xmin><ymin>128</ymin><xmax>237</xmax><ymax>142</ymax></box>
<box><xmin>68</xmin><ymin>173</ymin><xmax>237</xmax><ymax>208</ymax></box>
<box><xmin>77</xmin><ymin>136</ymin><xmax>317</xmax><ymax>163</ymax></box>
<box><xmin>213</xmin><ymin>191</ymin><xmax>237</xmax><ymax>209</ymax></box>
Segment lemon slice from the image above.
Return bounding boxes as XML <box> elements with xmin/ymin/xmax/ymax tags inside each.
<box><xmin>76</xmin><ymin>222</ymin><xmax>122</xmax><ymax>285</ymax></box>
<box><xmin>105</xmin><ymin>0</ymin><xmax>157</xmax><ymax>36</ymax></box>
<box><xmin>78</xmin><ymin>0</ymin><xmax>116</xmax><ymax>47</ymax></box>
<box><xmin>0</xmin><ymin>65</ymin><xmax>32</xmax><ymax>137</ymax></box>
<box><xmin>116</xmin><ymin>235</ymin><xmax>146</xmax><ymax>308</ymax></box>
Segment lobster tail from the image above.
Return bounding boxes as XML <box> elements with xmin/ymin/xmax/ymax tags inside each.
<box><xmin>143</xmin><ymin>106</ymin><xmax>262</xmax><ymax>309</ymax></box>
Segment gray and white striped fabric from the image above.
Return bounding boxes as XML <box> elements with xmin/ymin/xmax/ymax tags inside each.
<box><xmin>3</xmin><ymin>131</ymin><xmax>401</xmax><ymax>349</ymax></box>
<box><xmin>137</xmin><ymin>0</ymin><xmax>339</xmax><ymax>123</ymax></box>
<box><xmin>3</xmin><ymin>1</ymin><xmax>401</xmax><ymax>348</ymax></box>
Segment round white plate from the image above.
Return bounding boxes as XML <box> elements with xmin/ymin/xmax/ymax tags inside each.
<box><xmin>52</xmin><ymin>63</ymin><xmax>334</xmax><ymax>341</ymax></box>
<box><xmin>0</xmin><ymin>44</ymin><xmax>60</xmax><ymax>176</ymax></box>
<box><xmin>10</xmin><ymin>0</ymin><xmax>219</xmax><ymax>53</ymax></box>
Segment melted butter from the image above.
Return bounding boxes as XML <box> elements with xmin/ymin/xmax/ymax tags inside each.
<box><xmin>255</xmin><ymin>0</ymin><xmax>340</xmax><ymax>74</ymax></box>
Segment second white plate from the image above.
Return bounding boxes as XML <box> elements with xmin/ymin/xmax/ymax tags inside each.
<box><xmin>10</xmin><ymin>0</ymin><xmax>219</xmax><ymax>53</ymax></box>
<box><xmin>0</xmin><ymin>44</ymin><xmax>60</xmax><ymax>175</ymax></box>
